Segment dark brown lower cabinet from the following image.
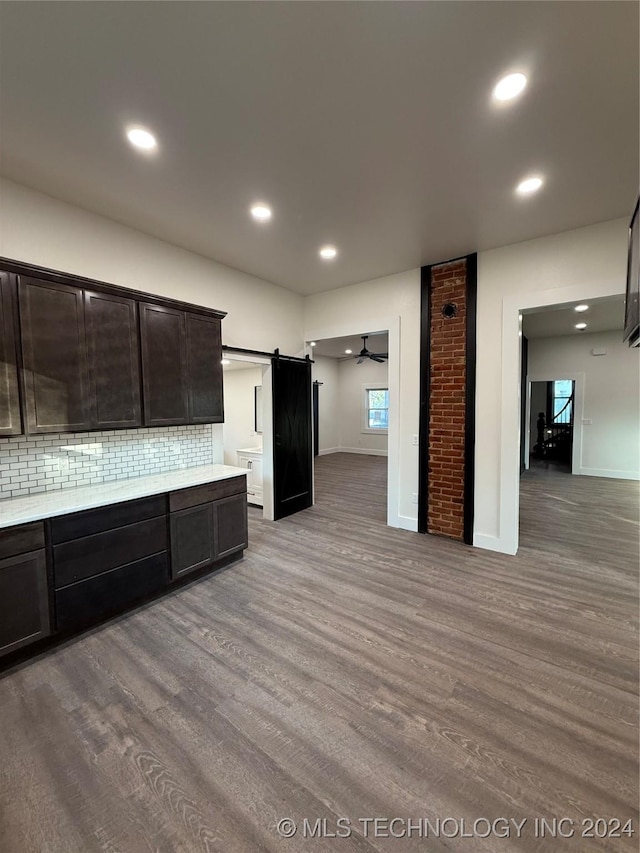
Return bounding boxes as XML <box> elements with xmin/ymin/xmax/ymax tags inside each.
<box><xmin>55</xmin><ymin>553</ymin><xmax>168</xmax><ymax>633</ymax></box>
<box><xmin>0</xmin><ymin>549</ymin><xmax>50</xmax><ymax>657</ymax></box>
<box><xmin>51</xmin><ymin>500</ymin><xmax>169</xmax><ymax>633</ymax></box>
<box><xmin>170</xmin><ymin>488</ymin><xmax>248</xmax><ymax>580</ymax></box>
<box><xmin>0</xmin><ymin>478</ymin><xmax>248</xmax><ymax>667</ymax></box>
<box><xmin>170</xmin><ymin>503</ymin><xmax>216</xmax><ymax>579</ymax></box>
<box><xmin>213</xmin><ymin>493</ymin><xmax>248</xmax><ymax>560</ymax></box>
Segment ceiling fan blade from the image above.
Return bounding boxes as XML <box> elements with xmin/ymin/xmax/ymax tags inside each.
<box><xmin>357</xmin><ymin>356</ymin><xmax>366</xmax><ymax>364</ymax></box>
<box><xmin>370</xmin><ymin>352</ymin><xmax>388</xmax><ymax>359</ymax></box>
<box><xmin>370</xmin><ymin>355</ymin><xmax>384</xmax><ymax>363</ymax></box>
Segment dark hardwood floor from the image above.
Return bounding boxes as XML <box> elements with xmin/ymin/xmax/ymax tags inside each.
<box><xmin>1</xmin><ymin>453</ymin><xmax>638</xmax><ymax>852</ymax></box>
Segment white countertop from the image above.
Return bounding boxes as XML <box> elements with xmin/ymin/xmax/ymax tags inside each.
<box><xmin>0</xmin><ymin>464</ymin><xmax>247</xmax><ymax>529</ymax></box>
<box><xmin>236</xmin><ymin>447</ymin><xmax>263</xmax><ymax>454</ymax></box>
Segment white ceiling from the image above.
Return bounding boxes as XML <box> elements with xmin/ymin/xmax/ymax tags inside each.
<box><xmin>0</xmin><ymin>3</ymin><xmax>637</xmax><ymax>295</ymax></box>
<box><xmin>312</xmin><ymin>332</ymin><xmax>389</xmax><ymax>360</ymax></box>
<box><xmin>522</xmin><ymin>296</ymin><xmax>625</xmax><ymax>339</ymax></box>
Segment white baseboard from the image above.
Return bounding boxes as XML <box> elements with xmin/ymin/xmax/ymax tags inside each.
<box><xmin>338</xmin><ymin>447</ymin><xmax>388</xmax><ymax>457</ymax></box>
<box><xmin>318</xmin><ymin>447</ymin><xmax>341</xmax><ymax>456</ymax></box>
<box><xmin>473</xmin><ymin>533</ymin><xmax>517</xmax><ymax>556</ymax></box>
<box><xmin>396</xmin><ymin>514</ymin><xmax>418</xmax><ymax>532</ymax></box>
<box><xmin>576</xmin><ymin>468</ymin><xmax>640</xmax><ymax>481</ymax></box>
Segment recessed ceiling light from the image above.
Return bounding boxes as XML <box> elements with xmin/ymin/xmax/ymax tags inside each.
<box><xmin>575</xmin><ymin>323</ymin><xmax>587</xmax><ymax>330</ymax></box>
<box><xmin>126</xmin><ymin>127</ymin><xmax>157</xmax><ymax>151</ymax></box>
<box><xmin>575</xmin><ymin>304</ymin><xmax>589</xmax><ymax>312</ymax></box>
<box><xmin>309</xmin><ymin>341</ymin><xmax>317</xmax><ymax>347</ymax></box>
<box><xmin>220</xmin><ymin>359</ymin><xmax>231</xmax><ymax>365</ymax></box>
<box><xmin>493</xmin><ymin>72</ymin><xmax>528</xmax><ymax>102</ymax></box>
<box><xmin>516</xmin><ymin>176</ymin><xmax>544</xmax><ymax>196</ymax></box>
<box><xmin>319</xmin><ymin>245</ymin><xmax>338</xmax><ymax>260</ymax></box>
<box><xmin>250</xmin><ymin>203</ymin><xmax>272</xmax><ymax>222</ymax></box>
<box><xmin>345</xmin><ymin>349</ymin><xmax>352</xmax><ymax>354</ymax></box>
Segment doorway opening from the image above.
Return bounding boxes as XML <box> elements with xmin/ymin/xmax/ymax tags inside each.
<box><xmin>528</xmin><ymin>378</ymin><xmax>574</xmax><ymax>474</ymax></box>
<box><xmin>518</xmin><ymin>294</ymin><xmax>637</xmax><ymax>555</ymax></box>
<box><xmin>307</xmin><ymin>331</ymin><xmax>390</xmax><ymax>525</ymax></box>
<box><xmin>220</xmin><ymin>352</ymin><xmax>274</xmax><ymax>521</ymax></box>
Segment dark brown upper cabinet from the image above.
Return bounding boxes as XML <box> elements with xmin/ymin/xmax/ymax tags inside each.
<box><xmin>20</xmin><ymin>277</ymin><xmax>92</xmax><ymax>433</ymax></box>
<box><xmin>0</xmin><ymin>272</ymin><xmax>22</xmax><ymax>436</ymax></box>
<box><xmin>19</xmin><ymin>278</ymin><xmax>143</xmax><ymax>434</ymax></box>
<box><xmin>1</xmin><ymin>258</ymin><xmax>226</xmax><ymax>436</ymax></box>
<box><xmin>140</xmin><ymin>304</ymin><xmax>224</xmax><ymax>427</ymax></box>
<box><xmin>140</xmin><ymin>303</ymin><xmax>190</xmax><ymax>426</ymax></box>
<box><xmin>85</xmin><ymin>290</ymin><xmax>142</xmax><ymax>429</ymax></box>
<box><xmin>186</xmin><ymin>313</ymin><xmax>224</xmax><ymax>423</ymax></box>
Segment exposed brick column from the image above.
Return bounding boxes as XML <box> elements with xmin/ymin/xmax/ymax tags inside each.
<box><xmin>427</xmin><ymin>259</ymin><xmax>468</xmax><ymax>540</ymax></box>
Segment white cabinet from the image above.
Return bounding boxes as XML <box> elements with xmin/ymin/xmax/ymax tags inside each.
<box><xmin>236</xmin><ymin>449</ymin><xmax>263</xmax><ymax>506</ymax></box>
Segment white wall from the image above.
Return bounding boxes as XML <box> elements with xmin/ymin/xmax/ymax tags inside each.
<box><xmin>221</xmin><ymin>367</ymin><xmax>263</xmax><ymax>466</ymax></box>
<box><xmin>311</xmin><ymin>356</ymin><xmax>340</xmax><ymax>454</ymax></box>
<box><xmin>305</xmin><ymin>269</ymin><xmax>420</xmax><ymax>531</ymax></box>
<box><xmin>476</xmin><ymin>217</ymin><xmax>629</xmax><ymax>554</ymax></box>
<box><xmin>528</xmin><ymin>331</ymin><xmax>639</xmax><ymax>479</ymax></box>
<box><xmin>3</xmin><ymin>178</ymin><xmax>631</xmax><ymax>552</ymax></box>
<box><xmin>0</xmin><ymin>178</ymin><xmax>304</xmax><ymax>354</ymax></box>
<box><xmin>338</xmin><ymin>357</ymin><xmax>388</xmax><ymax>455</ymax></box>
<box><xmin>307</xmin><ymin>219</ymin><xmax>630</xmax><ymax>550</ymax></box>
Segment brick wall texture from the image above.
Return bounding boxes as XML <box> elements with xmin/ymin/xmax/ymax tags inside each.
<box><xmin>428</xmin><ymin>259</ymin><xmax>468</xmax><ymax>539</ymax></box>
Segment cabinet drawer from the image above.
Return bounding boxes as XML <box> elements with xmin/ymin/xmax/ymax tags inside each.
<box><xmin>169</xmin><ymin>476</ymin><xmax>246</xmax><ymax>512</ymax></box>
<box><xmin>0</xmin><ymin>521</ymin><xmax>45</xmax><ymax>560</ymax></box>
<box><xmin>50</xmin><ymin>495</ymin><xmax>166</xmax><ymax>544</ymax></box>
<box><xmin>55</xmin><ymin>552</ymin><xmax>168</xmax><ymax>633</ymax></box>
<box><xmin>53</xmin><ymin>516</ymin><xmax>167</xmax><ymax>588</ymax></box>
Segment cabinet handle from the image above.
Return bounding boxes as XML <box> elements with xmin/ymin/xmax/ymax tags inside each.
<box><xmin>248</xmin><ymin>460</ymin><xmax>252</xmax><ymax>469</ymax></box>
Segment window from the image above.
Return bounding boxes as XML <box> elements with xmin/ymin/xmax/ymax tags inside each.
<box><xmin>363</xmin><ymin>386</ymin><xmax>389</xmax><ymax>433</ymax></box>
<box><xmin>552</xmin><ymin>379</ymin><xmax>573</xmax><ymax>424</ymax></box>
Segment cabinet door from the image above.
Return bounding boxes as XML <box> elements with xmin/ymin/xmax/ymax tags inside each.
<box><xmin>249</xmin><ymin>456</ymin><xmax>263</xmax><ymax>491</ymax></box>
<box><xmin>185</xmin><ymin>313</ymin><xmax>224</xmax><ymax>423</ymax></box>
<box><xmin>85</xmin><ymin>290</ymin><xmax>142</xmax><ymax>429</ymax></box>
<box><xmin>140</xmin><ymin>303</ymin><xmax>189</xmax><ymax>426</ymax></box>
<box><xmin>0</xmin><ymin>549</ymin><xmax>50</xmax><ymax>657</ymax></box>
<box><xmin>236</xmin><ymin>454</ymin><xmax>252</xmax><ymax>491</ymax></box>
<box><xmin>0</xmin><ymin>272</ymin><xmax>22</xmax><ymax>436</ymax></box>
<box><xmin>213</xmin><ymin>493</ymin><xmax>248</xmax><ymax>560</ymax></box>
<box><xmin>19</xmin><ymin>277</ymin><xmax>91</xmax><ymax>433</ymax></box>
<box><xmin>170</xmin><ymin>503</ymin><xmax>215</xmax><ymax>579</ymax></box>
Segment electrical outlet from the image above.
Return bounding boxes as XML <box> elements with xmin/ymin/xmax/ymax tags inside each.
<box><xmin>411</xmin><ymin>492</ymin><xmax>418</xmax><ymax>504</ymax></box>
<box><xmin>412</xmin><ymin>434</ymin><xmax>419</xmax><ymax>446</ymax></box>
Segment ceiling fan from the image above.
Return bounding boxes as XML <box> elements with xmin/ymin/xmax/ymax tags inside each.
<box><xmin>355</xmin><ymin>335</ymin><xmax>388</xmax><ymax>364</ymax></box>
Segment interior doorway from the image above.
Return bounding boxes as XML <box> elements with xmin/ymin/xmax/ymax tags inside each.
<box><xmin>517</xmin><ymin>294</ymin><xmax>636</xmax><ymax>554</ymax></box>
<box><xmin>528</xmin><ymin>378</ymin><xmax>574</xmax><ymax>473</ymax></box>
<box><xmin>307</xmin><ymin>331</ymin><xmax>390</xmax><ymax>521</ymax></box>
<box><xmin>221</xmin><ymin>352</ymin><xmax>274</xmax><ymax>520</ymax></box>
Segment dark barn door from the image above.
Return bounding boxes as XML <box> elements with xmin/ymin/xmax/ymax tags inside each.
<box><xmin>312</xmin><ymin>381</ymin><xmax>320</xmax><ymax>457</ymax></box>
<box><xmin>520</xmin><ymin>334</ymin><xmax>528</xmax><ymax>473</ymax></box>
<box><xmin>272</xmin><ymin>357</ymin><xmax>313</xmax><ymax>520</ymax></box>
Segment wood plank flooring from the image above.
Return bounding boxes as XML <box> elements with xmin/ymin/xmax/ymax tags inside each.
<box><xmin>1</xmin><ymin>453</ymin><xmax>638</xmax><ymax>852</ymax></box>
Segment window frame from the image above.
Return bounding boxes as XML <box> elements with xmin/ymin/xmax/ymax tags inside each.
<box><xmin>551</xmin><ymin>378</ymin><xmax>573</xmax><ymax>424</ymax></box>
<box><xmin>362</xmin><ymin>384</ymin><xmax>389</xmax><ymax>434</ymax></box>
